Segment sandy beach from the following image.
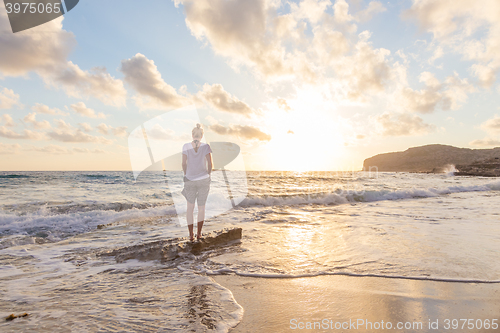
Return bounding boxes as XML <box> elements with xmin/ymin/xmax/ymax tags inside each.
<box><xmin>213</xmin><ymin>275</ymin><xmax>500</xmax><ymax>332</ymax></box>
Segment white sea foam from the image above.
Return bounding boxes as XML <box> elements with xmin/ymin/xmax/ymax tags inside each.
<box><xmin>240</xmin><ymin>180</ymin><xmax>500</xmax><ymax>207</ymax></box>
<box><xmin>0</xmin><ymin>205</ymin><xmax>179</xmax><ymax>244</ymax></box>
<box><xmin>2</xmin><ymin>175</ymin><xmax>500</xmax><ymax>241</ymax></box>
<box><xmin>207</xmin><ymin>269</ymin><xmax>500</xmax><ymax>284</ymax></box>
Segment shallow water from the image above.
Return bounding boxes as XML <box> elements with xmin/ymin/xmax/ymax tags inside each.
<box><xmin>1</xmin><ymin>171</ymin><xmax>499</xmax><ymax>331</ymax></box>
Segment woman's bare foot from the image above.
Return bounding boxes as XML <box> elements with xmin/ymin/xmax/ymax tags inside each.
<box><xmin>196</xmin><ymin>221</ymin><xmax>204</xmax><ymax>241</ymax></box>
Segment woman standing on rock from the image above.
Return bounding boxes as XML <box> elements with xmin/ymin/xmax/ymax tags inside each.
<box><xmin>182</xmin><ymin>124</ymin><xmax>213</xmax><ymax>241</ymax></box>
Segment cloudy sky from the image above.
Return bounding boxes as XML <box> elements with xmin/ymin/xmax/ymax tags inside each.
<box><xmin>1</xmin><ymin>0</ymin><xmax>500</xmax><ymax>171</ymax></box>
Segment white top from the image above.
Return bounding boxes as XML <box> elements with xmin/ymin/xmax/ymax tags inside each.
<box><xmin>182</xmin><ymin>142</ymin><xmax>212</xmax><ymax>181</ymax></box>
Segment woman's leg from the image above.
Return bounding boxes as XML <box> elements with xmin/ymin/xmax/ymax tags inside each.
<box><xmin>186</xmin><ymin>201</ymin><xmax>195</xmax><ymax>241</ymax></box>
<box><xmin>195</xmin><ymin>177</ymin><xmax>210</xmax><ymax>240</ymax></box>
<box><xmin>197</xmin><ymin>205</ymin><xmax>205</xmax><ymax>239</ymax></box>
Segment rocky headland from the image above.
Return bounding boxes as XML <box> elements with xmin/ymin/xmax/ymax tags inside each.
<box><xmin>363</xmin><ymin>144</ymin><xmax>500</xmax><ymax>176</ymax></box>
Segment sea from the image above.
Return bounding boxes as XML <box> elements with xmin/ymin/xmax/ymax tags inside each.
<box><xmin>1</xmin><ymin>170</ymin><xmax>499</xmax><ymax>332</ymax></box>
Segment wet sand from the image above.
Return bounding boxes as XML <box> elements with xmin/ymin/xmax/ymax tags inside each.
<box><xmin>213</xmin><ymin>275</ymin><xmax>500</xmax><ymax>332</ymax></box>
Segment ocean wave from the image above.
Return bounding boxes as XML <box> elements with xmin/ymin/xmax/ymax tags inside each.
<box><xmin>44</xmin><ymin>201</ymin><xmax>164</xmax><ymax>214</ymax></box>
<box><xmin>0</xmin><ymin>174</ymin><xmax>31</xmax><ymax>179</ymax></box>
<box><xmin>82</xmin><ymin>174</ymin><xmax>120</xmax><ymax>179</ymax></box>
<box><xmin>2</xmin><ymin>200</ymin><xmax>170</xmax><ymax>216</ymax></box>
<box><xmin>238</xmin><ymin>180</ymin><xmax>500</xmax><ymax>208</ymax></box>
<box><xmin>0</xmin><ymin>204</ymin><xmax>179</xmax><ymax>243</ymax></box>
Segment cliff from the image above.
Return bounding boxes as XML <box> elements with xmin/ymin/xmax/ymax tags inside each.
<box><xmin>363</xmin><ymin>144</ymin><xmax>500</xmax><ymax>174</ymax></box>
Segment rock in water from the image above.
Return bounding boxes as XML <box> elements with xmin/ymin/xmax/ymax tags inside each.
<box><xmin>5</xmin><ymin>313</ymin><xmax>28</xmax><ymax>321</ymax></box>
<box><xmin>163</xmin><ymin>227</ymin><xmax>242</xmax><ymax>259</ymax></box>
<box><xmin>455</xmin><ymin>157</ymin><xmax>500</xmax><ymax>177</ymax></box>
<box><xmin>98</xmin><ymin>227</ymin><xmax>242</xmax><ymax>263</ymax></box>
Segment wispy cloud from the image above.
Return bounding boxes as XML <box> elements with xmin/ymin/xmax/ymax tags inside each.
<box><xmin>0</xmin><ymin>142</ymin><xmax>21</xmax><ymax>154</ymax></box>
<box><xmin>0</xmin><ymin>126</ymin><xmax>46</xmax><ymax>140</ymax></box>
<box><xmin>24</xmin><ymin>144</ymin><xmax>107</xmax><ymax>154</ymax></box>
<box><xmin>1</xmin><ymin>114</ymin><xmax>15</xmax><ymax>127</ymax></box>
<box><xmin>31</xmin><ymin>103</ymin><xmax>66</xmax><ymax>116</ymax></box>
<box><xmin>70</xmin><ymin>102</ymin><xmax>106</xmax><ymax>119</ymax></box>
<box><xmin>376</xmin><ymin>113</ymin><xmax>436</xmax><ymax>136</ymax></box>
<box><xmin>0</xmin><ymin>87</ymin><xmax>21</xmax><ymax>109</ymax></box>
<box><xmin>96</xmin><ymin>123</ymin><xmax>128</xmax><ymax>137</ymax></box>
<box><xmin>469</xmin><ymin>138</ymin><xmax>500</xmax><ymax>147</ymax></box>
<box><xmin>23</xmin><ymin>113</ymin><xmax>52</xmax><ymax>129</ymax></box>
<box><xmin>209</xmin><ymin>123</ymin><xmax>271</xmax><ymax>141</ymax></box>
<box><xmin>405</xmin><ymin>0</ymin><xmax>500</xmax><ymax>88</ymax></box>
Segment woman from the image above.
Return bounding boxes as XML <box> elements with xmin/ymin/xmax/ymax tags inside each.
<box><xmin>182</xmin><ymin>124</ymin><xmax>213</xmax><ymax>241</ymax></box>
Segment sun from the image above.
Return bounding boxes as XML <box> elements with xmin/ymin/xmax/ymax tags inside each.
<box><xmin>263</xmin><ymin>89</ymin><xmax>346</xmax><ymax>171</ymax></box>
<box><xmin>265</xmin><ymin>122</ymin><xmax>345</xmax><ymax>171</ymax></box>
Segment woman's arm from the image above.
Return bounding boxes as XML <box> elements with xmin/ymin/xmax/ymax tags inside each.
<box><xmin>182</xmin><ymin>153</ymin><xmax>187</xmax><ymax>175</ymax></box>
<box><xmin>206</xmin><ymin>153</ymin><xmax>213</xmax><ymax>175</ymax></box>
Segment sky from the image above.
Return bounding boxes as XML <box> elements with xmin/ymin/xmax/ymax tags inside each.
<box><xmin>1</xmin><ymin>0</ymin><xmax>500</xmax><ymax>171</ymax></box>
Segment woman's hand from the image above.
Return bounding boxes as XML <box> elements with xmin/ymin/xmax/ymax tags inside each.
<box><xmin>206</xmin><ymin>152</ymin><xmax>213</xmax><ymax>175</ymax></box>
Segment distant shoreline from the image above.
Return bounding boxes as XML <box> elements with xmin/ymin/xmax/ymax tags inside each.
<box><xmin>363</xmin><ymin>144</ymin><xmax>500</xmax><ymax>176</ymax></box>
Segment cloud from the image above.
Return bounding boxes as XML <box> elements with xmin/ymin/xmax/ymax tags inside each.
<box><xmin>111</xmin><ymin>126</ymin><xmax>128</xmax><ymax>137</ymax></box>
<box><xmin>354</xmin><ymin>1</ymin><xmax>386</xmax><ymax>22</ymax></box>
<box><xmin>120</xmin><ymin>53</ymin><xmax>188</xmax><ymax>110</ymax></box>
<box><xmin>42</xmin><ymin>62</ymin><xmax>127</xmax><ymax>107</ymax></box>
<box><xmin>0</xmin><ymin>142</ymin><xmax>21</xmax><ymax>154</ymax></box>
<box><xmin>479</xmin><ymin>115</ymin><xmax>500</xmax><ymax>135</ymax></box>
<box><xmin>332</xmin><ymin>0</ymin><xmax>355</xmax><ymax>27</ymax></box>
<box><xmin>428</xmin><ymin>46</ymin><xmax>444</xmax><ymax>65</ymax></box>
<box><xmin>23</xmin><ymin>113</ymin><xmax>52</xmax><ymax>129</ymax></box>
<box><xmin>209</xmin><ymin>123</ymin><xmax>271</xmax><ymax>141</ymax></box>
<box><xmin>31</xmin><ymin>103</ymin><xmax>66</xmax><ymax>115</ymax></box>
<box><xmin>175</xmin><ymin>0</ymin><xmax>396</xmax><ymax>102</ymax></box>
<box><xmin>291</xmin><ymin>0</ymin><xmax>332</xmax><ymax>25</ymax></box>
<box><xmin>47</xmin><ymin>122</ymin><xmax>113</xmax><ymax>144</ymax></box>
<box><xmin>405</xmin><ymin>0</ymin><xmax>500</xmax><ymax>88</ymax></box>
<box><xmin>0</xmin><ymin>87</ymin><xmax>21</xmax><ymax>109</ymax></box>
<box><xmin>24</xmin><ymin>145</ymin><xmax>107</xmax><ymax>154</ymax></box>
<box><xmin>376</xmin><ymin>113</ymin><xmax>436</xmax><ymax>136</ymax></box>
<box><xmin>0</xmin><ymin>11</ymin><xmax>74</xmax><ymax>76</ymax></box>
<box><xmin>195</xmin><ymin>83</ymin><xmax>260</xmax><ymax>117</ymax></box>
<box><xmin>471</xmin><ymin>64</ymin><xmax>497</xmax><ymax>88</ymax></box>
<box><xmin>176</xmin><ymin>0</ymin><xmax>297</xmax><ymax>79</ymax></box>
<box><xmin>78</xmin><ymin>123</ymin><xmax>92</xmax><ymax>132</ymax></box>
<box><xmin>0</xmin><ymin>126</ymin><xmax>46</xmax><ymax>140</ymax></box>
<box><xmin>331</xmin><ymin>31</ymin><xmax>392</xmax><ymax>100</ymax></box>
<box><xmin>72</xmin><ymin>147</ymin><xmax>106</xmax><ymax>154</ymax></box>
<box><xmin>146</xmin><ymin>124</ymin><xmax>176</xmax><ymax>140</ymax></box>
<box><xmin>54</xmin><ymin>119</ymin><xmax>73</xmax><ymax>131</ymax></box>
<box><xmin>469</xmin><ymin>138</ymin><xmax>500</xmax><ymax>147</ymax></box>
<box><xmin>396</xmin><ymin>72</ymin><xmax>475</xmax><ymax>113</ymax></box>
<box><xmin>24</xmin><ymin>144</ymin><xmax>71</xmax><ymax>155</ymax></box>
<box><xmin>96</xmin><ymin>123</ymin><xmax>128</xmax><ymax>137</ymax></box>
<box><xmin>96</xmin><ymin>123</ymin><xmax>109</xmax><ymax>135</ymax></box>
<box><xmin>311</xmin><ymin>25</ymin><xmax>350</xmax><ymax>65</ymax></box>
<box><xmin>205</xmin><ymin>115</ymin><xmax>218</xmax><ymax>125</ymax></box>
<box><xmin>0</xmin><ymin>12</ymin><xmax>127</xmax><ymax>106</ymax></box>
<box><xmin>277</xmin><ymin>98</ymin><xmax>291</xmax><ymax>112</ymax></box>
<box><xmin>47</xmin><ymin>130</ymin><xmax>112</xmax><ymax>144</ymax></box>
<box><xmin>70</xmin><ymin>102</ymin><xmax>106</xmax><ymax>119</ymax></box>
<box><xmin>1</xmin><ymin>114</ymin><xmax>15</xmax><ymax>127</ymax></box>
<box><xmin>121</xmin><ymin>54</ymin><xmax>260</xmax><ymax>115</ymax></box>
